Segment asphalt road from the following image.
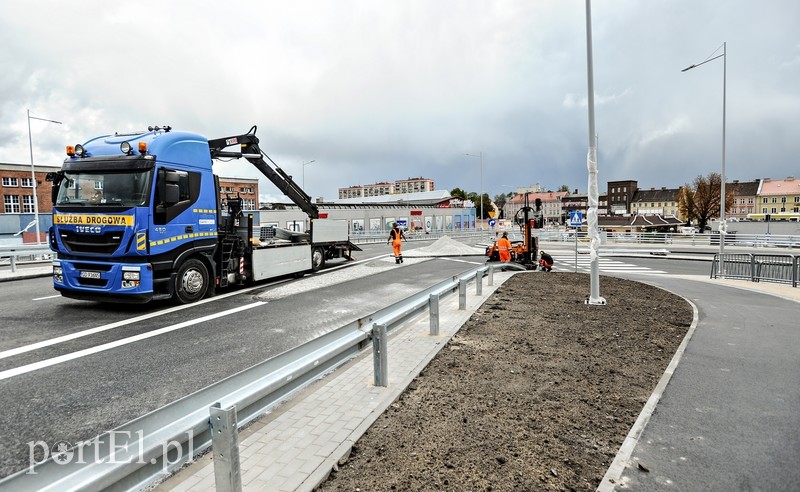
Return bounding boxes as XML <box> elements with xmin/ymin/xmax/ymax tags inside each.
<box><xmin>3</xmin><ymin>241</ymin><xmax>786</xmax><ymax>484</ymax></box>
<box><xmin>0</xmin><ymin>240</ymin><xmax>487</xmax><ymax>478</ymax></box>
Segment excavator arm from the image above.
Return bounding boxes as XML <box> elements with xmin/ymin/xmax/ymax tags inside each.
<box><xmin>207</xmin><ymin>126</ymin><xmax>319</xmax><ymax>220</ymax></box>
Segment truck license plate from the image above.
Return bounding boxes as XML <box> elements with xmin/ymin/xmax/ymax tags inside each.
<box><xmin>80</xmin><ymin>271</ymin><xmax>101</xmax><ymax>279</ymax></box>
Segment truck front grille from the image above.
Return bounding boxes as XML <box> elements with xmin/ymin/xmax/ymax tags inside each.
<box><xmin>60</xmin><ymin>231</ymin><xmax>124</xmax><ymax>255</ymax></box>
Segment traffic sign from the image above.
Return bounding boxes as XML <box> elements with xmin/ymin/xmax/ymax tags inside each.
<box><xmin>488</xmin><ymin>219</ymin><xmax>496</xmax><ymax>228</ymax></box>
<box><xmin>569</xmin><ymin>211</ymin><xmax>583</xmax><ymax>227</ymax></box>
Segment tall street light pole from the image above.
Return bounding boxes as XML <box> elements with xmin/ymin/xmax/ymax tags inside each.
<box><xmin>301</xmin><ymin>159</ymin><xmax>316</xmax><ymax>191</ymax></box>
<box><xmin>27</xmin><ymin>109</ymin><xmax>62</xmax><ymax>245</ymax></box>
<box><xmin>682</xmin><ymin>42</ymin><xmax>727</xmax><ymax>277</ymax></box>
<box><xmin>584</xmin><ymin>0</ymin><xmax>605</xmax><ymax>305</ymax></box>
<box><xmin>464</xmin><ymin>152</ymin><xmax>483</xmax><ymax>230</ymax></box>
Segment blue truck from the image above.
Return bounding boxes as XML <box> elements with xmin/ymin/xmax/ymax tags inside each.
<box><xmin>47</xmin><ymin>125</ymin><xmax>357</xmax><ymax>303</ymax></box>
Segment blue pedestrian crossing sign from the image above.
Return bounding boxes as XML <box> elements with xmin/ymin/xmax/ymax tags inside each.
<box><xmin>569</xmin><ymin>211</ymin><xmax>583</xmax><ymax>227</ymax></box>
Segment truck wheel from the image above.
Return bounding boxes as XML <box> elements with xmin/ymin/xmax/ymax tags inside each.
<box><xmin>311</xmin><ymin>247</ymin><xmax>325</xmax><ymax>272</ymax></box>
<box><xmin>175</xmin><ymin>259</ymin><xmax>208</xmax><ymax>304</ymax></box>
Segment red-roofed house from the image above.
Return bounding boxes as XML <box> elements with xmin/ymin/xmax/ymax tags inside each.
<box><xmin>754</xmin><ymin>177</ymin><xmax>800</xmax><ymax>220</ymax></box>
<box><xmin>503</xmin><ymin>191</ymin><xmax>568</xmax><ymax>225</ymax></box>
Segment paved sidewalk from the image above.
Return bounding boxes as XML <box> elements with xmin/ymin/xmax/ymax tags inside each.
<box><xmin>155</xmin><ymin>271</ymin><xmax>517</xmax><ymax>492</ymax></box>
<box><xmin>0</xmin><ymin>264</ymin><xmax>51</xmax><ymax>282</ymax></box>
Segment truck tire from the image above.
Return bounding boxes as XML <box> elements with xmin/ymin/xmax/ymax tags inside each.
<box><xmin>311</xmin><ymin>247</ymin><xmax>325</xmax><ymax>272</ymax></box>
<box><xmin>175</xmin><ymin>258</ymin><xmax>208</xmax><ymax>304</ymax></box>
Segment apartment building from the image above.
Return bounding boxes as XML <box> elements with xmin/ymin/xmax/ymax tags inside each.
<box><xmin>395</xmin><ymin>177</ymin><xmax>435</xmax><ymax>194</ymax></box>
<box><xmin>338</xmin><ymin>178</ymin><xmax>434</xmax><ymax>200</ymax></box>
<box><xmin>726</xmin><ymin>180</ymin><xmax>760</xmax><ymax>220</ymax></box>
<box><xmin>338</xmin><ymin>182</ymin><xmax>396</xmax><ymax>200</ymax></box>
<box><xmin>754</xmin><ymin>177</ymin><xmax>800</xmax><ymax>220</ymax></box>
<box><xmin>630</xmin><ymin>187</ymin><xmax>682</xmax><ymax>220</ymax></box>
<box><xmin>607</xmin><ymin>179</ymin><xmax>638</xmax><ymax>215</ymax></box>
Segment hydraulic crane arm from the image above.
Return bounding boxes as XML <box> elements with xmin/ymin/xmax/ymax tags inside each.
<box><xmin>207</xmin><ymin>126</ymin><xmax>319</xmax><ymax>220</ymax></box>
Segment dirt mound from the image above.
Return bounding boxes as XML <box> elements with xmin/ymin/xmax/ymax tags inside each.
<box><xmin>317</xmin><ymin>273</ymin><xmax>692</xmax><ymax>491</ymax></box>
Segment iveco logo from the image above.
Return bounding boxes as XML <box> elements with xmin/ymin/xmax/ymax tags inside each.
<box><xmin>76</xmin><ymin>226</ymin><xmax>102</xmax><ymax>234</ymax></box>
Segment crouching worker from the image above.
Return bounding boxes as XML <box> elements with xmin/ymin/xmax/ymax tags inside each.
<box><xmin>539</xmin><ymin>250</ymin><xmax>554</xmax><ymax>272</ymax></box>
<box><xmin>388</xmin><ymin>222</ymin><xmax>407</xmax><ymax>264</ymax></box>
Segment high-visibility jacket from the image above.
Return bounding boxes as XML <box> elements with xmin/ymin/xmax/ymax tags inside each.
<box><xmin>497</xmin><ymin>237</ymin><xmax>512</xmax><ymax>262</ymax></box>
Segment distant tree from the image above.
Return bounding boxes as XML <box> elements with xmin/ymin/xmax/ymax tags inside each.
<box><xmin>465</xmin><ymin>192</ymin><xmax>492</xmax><ymax>219</ymax></box>
<box><xmin>450</xmin><ymin>187</ymin><xmax>467</xmax><ymax>200</ymax></box>
<box><xmin>558</xmin><ymin>184</ymin><xmax>570</xmax><ymax>192</ymax></box>
<box><xmin>677</xmin><ymin>172</ymin><xmax>734</xmax><ymax>232</ymax></box>
<box><xmin>493</xmin><ymin>193</ymin><xmax>508</xmax><ymax>211</ymax></box>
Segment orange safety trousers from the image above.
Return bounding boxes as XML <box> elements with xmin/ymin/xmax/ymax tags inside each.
<box><xmin>392</xmin><ymin>238</ymin><xmax>402</xmax><ymax>257</ymax></box>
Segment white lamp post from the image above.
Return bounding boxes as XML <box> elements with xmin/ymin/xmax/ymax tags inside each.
<box><xmin>682</xmin><ymin>42</ymin><xmax>727</xmax><ymax>277</ymax></box>
<box><xmin>464</xmin><ymin>152</ymin><xmax>483</xmax><ymax>230</ymax></box>
<box><xmin>584</xmin><ymin>0</ymin><xmax>605</xmax><ymax>305</ymax></box>
<box><xmin>301</xmin><ymin>159</ymin><xmax>316</xmax><ymax>191</ymax></box>
<box><xmin>27</xmin><ymin>109</ymin><xmax>62</xmax><ymax>245</ymax></box>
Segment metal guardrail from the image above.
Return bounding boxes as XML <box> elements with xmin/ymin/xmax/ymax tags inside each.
<box><xmin>0</xmin><ymin>245</ymin><xmax>52</xmax><ymax>272</ymax></box>
<box><xmin>0</xmin><ymin>263</ymin><xmax>493</xmax><ymax>491</ymax></box>
<box><xmin>711</xmin><ymin>253</ymin><xmax>798</xmax><ymax>287</ymax></box>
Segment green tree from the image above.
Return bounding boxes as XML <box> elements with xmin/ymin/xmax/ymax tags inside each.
<box><xmin>450</xmin><ymin>187</ymin><xmax>467</xmax><ymax>200</ymax></box>
<box><xmin>558</xmin><ymin>184</ymin><xmax>570</xmax><ymax>192</ymax></box>
<box><xmin>493</xmin><ymin>193</ymin><xmax>508</xmax><ymax>211</ymax></box>
<box><xmin>677</xmin><ymin>172</ymin><xmax>734</xmax><ymax>232</ymax></box>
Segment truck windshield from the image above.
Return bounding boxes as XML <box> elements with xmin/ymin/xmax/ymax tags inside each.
<box><xmin>55</xmin><ymin>170</ymin><xmax>152</xmax><ymax>207</ymax></box>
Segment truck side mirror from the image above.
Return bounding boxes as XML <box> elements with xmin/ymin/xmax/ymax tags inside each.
<box><xmin>157</xmin><ymin>169</ymin><xmax>181</xmax><ymax>207</ymax></box>
<box><xmin>47</xmin><ymin>172</ymin><xmax>64</xmax><ymax>204</ymax></box>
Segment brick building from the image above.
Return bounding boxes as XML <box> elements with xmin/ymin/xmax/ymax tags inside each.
<box><xmin>218</xmin><ymin>176</ymin><xmax>259</xmax><ymax>210</ymax></box>
<box><xmin>1</xmin><ymin>163</ymin><xmax>61</xmax><ymax>214</ymax></box>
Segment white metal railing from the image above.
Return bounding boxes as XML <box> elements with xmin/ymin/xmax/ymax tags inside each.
<box><xmin>532</xmin><ymin>231</ymin><xmax>800</xmax><ymax>249</ymax></box>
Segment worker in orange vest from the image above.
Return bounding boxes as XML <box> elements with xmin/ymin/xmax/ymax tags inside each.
<box><xmin>387</xmin><ymin>223</ymin><xmax>407</xmax><ymax>264</ymax></box>
<box><xmin>497</xmin><ymin>231</ymin><xmax>512</xmax><ymax>263</ymax></box>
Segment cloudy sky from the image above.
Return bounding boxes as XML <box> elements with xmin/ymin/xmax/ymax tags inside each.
<box><xmin>2</xmin><ymin>0</ymin><xmax>798</xmax><ymax>203</ymax></box>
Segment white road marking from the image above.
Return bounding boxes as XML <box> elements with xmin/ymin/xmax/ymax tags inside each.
<box><xmin>441</xmin><ymin>257</ymin><xmax>485</xmax><ymax>265</ymax></box>
<box><xmin>555</xmin><ymin>257</ymin><xmax>666</xmax><ymax>275</ymax></box>
<box><xmin>32</xmin><ymin>294</ymin><xmax>61</xmax><ymax>301</ymax></box>
<box><xmin>0</xmin><ymin>302</ymin><xmax>264</xmax><ymax>381</ymax></box>
<box><xmin>1</xmin><ymin>285</ymin><xmax>273</xmax><ymax>361</ymax></box>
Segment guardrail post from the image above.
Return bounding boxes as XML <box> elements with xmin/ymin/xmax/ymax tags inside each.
<box><xmin>475</xmin><ymin>269</ymin><xmax>483</xmax><ymax>296</ymax></box>
<box><xmin>209</xmin><ymin>403</ymin><xmax>242</xmax><ymax>492</ymax></box>
<box><xmin>372</xmin><ymin>323</ymin><xmax>388</xmax><ymax>387</ymax></box>
<box><xmin>429</xmin><ymin>293</ymin><xmax>439</xmax><ymax>335</ymax></box>
<box><xmin>750</xmin><ymin>254</ymin><xmax>756</xmax><ymax>283</ymax></box>
<box><xmin>10</xmin><ymin>255</ymin><xmax>17</xmax><ymax>273</ymax></box>
<box><xmin>487</xmin><ymin>264</ymin><xmax>494</xmax><ymax>286</ymax></box>
<box><xmin>793</xmin><ymin>256</ymin><xmax>798</xmax><ymax>288</ymax></box>
<box><xmin>458</xmin><ymin>279</ymin><xmax>467</xmax><ymax>310</ymax></box>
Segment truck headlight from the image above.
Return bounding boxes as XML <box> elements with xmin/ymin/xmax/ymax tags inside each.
<box><xmin>123</xmin><ymin>271</ymin><xmax>140</xmax><ymax>281</ymax></box>
<box><xmin>53</xmin><ymin>266</ymin><xmax>63</xmax><ymax>283</ymax></box>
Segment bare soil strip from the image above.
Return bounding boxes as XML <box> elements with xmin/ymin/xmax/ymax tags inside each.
<box><xmin>318</xmin><ymin>273</ymin><xmax>692</xmax><ymax>491</ymax></box>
